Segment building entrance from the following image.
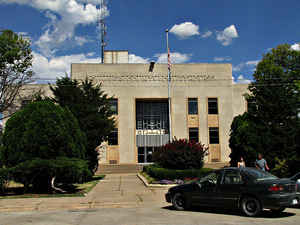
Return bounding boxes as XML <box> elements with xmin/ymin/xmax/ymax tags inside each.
<box><xmin>136</xmin><ymin>100</ymin><xmax>169</xmax><ymax>163</ymax></box>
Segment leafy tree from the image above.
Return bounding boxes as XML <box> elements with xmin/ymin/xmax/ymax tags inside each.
<box><xmin>0</xmin><ymin>30</ymin><xmax>34</xmax><ymax>114</ymax></box>
<box><xmin>50</xmin><ymin>77</ymin><xmax>115</xmax><ymax>173</ymax></box>
<box><xmin>1</xmin><ymin>100</ymin><xmax>90</xmax><ymax>192</ymax></box>
<box><xmin>230</xmin><ymin>44</ymin><xmax>300</xmax><ymax>176</ymax></box>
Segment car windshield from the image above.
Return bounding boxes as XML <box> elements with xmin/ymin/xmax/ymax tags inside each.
<box><xmin>242</xmin><ymin>168</ymin><xmax>278</xmax><ymax>181</ymax></box>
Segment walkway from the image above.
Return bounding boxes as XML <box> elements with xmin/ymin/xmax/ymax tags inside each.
<box><xmin>0</xmin><ymin>174</ymin><xmax>169</xmax><ymax>212</ymax></box>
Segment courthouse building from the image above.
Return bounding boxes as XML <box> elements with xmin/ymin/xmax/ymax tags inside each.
<box><xmin>71</xmin><ymin>50</ymin><xmax>249</xmax><ymax>166</ymax></box>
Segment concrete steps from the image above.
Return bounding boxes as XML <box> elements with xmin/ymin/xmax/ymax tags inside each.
<box><xmin>96</xmin><ymin>164</ymin><xmax>143</xmax><ymax>174</ymax></box>
<box><xmin>204</xmin><ymin>162</ymin><xmax>229</xmax><ymax>169</ymax></box>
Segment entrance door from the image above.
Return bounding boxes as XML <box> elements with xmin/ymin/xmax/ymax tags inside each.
<box><xmin>138</xmin><ymin>147</ymin><xmax>156</xmax><ymax>163</ymax></box>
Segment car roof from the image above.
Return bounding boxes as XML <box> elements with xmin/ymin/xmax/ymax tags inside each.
<box><xmin>218</xmin><ymin>167</ymin><xmax>259</xmax><ymax>172</ymax></box>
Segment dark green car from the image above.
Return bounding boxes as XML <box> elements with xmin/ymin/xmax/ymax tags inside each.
<box><xmin>165</xmin><ymin>167</ymin><xmax>299</xmax><ymax>216</ymax></box>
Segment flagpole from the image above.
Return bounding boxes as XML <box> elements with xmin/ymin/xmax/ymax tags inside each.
<box><xmin>166</xmin><ymin>29</ymin><xmax>172</xmax><ymax>142</ymax></box>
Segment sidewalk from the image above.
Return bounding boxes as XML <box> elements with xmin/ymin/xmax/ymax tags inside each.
<box><xmin>0</xmin><ymin>174</ymin><xmax>169</xmax><ymax>212</ymax></box>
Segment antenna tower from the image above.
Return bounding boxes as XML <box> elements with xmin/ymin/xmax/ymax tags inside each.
<box><xmin>99</xmin><ymin>0</ymin><xmax>107</xmax><ymax>63</ymax></box>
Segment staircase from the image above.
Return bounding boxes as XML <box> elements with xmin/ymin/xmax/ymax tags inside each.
<box><xmin>204</xmin><ymin>162</ymin><xmax>229</xmax><ymax>169</ymax></box>
<box><xmin>96</xmin><ymin>164</ymin><xmax>143</xmax><ymax>174</ymax></box>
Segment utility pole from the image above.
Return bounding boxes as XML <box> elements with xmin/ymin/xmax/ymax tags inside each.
<box><xmin>166</xmin><ymin>29</ymin><xmax>172</xmax><ymax>142</ymax></box>
<box><xmin>99</xmin><ymin>0</ymin><xmax>107</xmax><ymax>63</ymax></box>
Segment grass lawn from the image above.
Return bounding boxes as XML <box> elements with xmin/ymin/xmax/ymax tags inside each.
<box><xmin>0</xmin><ymin>175</ymin><xmax>105</xmax><ymax>199</ymax></box>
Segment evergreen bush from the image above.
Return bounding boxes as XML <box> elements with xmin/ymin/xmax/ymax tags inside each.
<box><xmin>1</xmin><ymin>100</ymin><xmax>90</xmax><ymax>191</ymax></box>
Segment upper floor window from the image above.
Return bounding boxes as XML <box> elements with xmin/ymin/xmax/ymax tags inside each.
<box><xmin>109</xmin><ymin>98</ymin><xmax>118</xmax><ymax>115</ymax></box>
<box><xmin>188</xmin><ymin>98</ymin><xmax>198</xmax><ymax>115</ymax></box>
<box><xmin>208</xmin><ymin>98</ymin><xmax>218</xmax><ymax>114</ymax></box>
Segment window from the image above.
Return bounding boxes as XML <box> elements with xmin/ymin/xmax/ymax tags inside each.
<box><xmin>209</xmin><ymin>127</ymin><xmax>219</xmax><ymax>144</ymax></box>
<box><xmin>208</xmin><ymin>98</ymin><xmax>218</xmax><ymax>114</ymax></box>
<box><xmin>108</xmin><ymin>128</ymin><xmax>118</xmax><ymax>145</ymax></box>
<box><xmin>222</xmin><ymin>170</ymin><xmax>243</xmax><ymax>184</ymax></box>
<box><xmin>109</xmin><ymin>98</ymin><xmax>118</xmax><ymax>115</ymax></box>
<box><xmin>188</xmin><ymin>98</ymin><xmax>198</xmax><ymax>115</ymax></box>
<box><xmin>198</xmin><ymin>171</ymin><xmax>221</xmax><ymax>187</ymax></box>
<box><xmin>189</xmin><ymin>128</ymin><xmax>199</xmax><ymax>143</ymax></box>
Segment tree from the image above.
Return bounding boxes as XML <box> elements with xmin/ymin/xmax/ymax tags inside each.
<box><xmin>1</xmin><ymin>100</ymin><xmax>90</xmax><ymax>192</ymax></box>
<box><xmin>229</xmin><ymin>44</ymin><xmax>300</xmax><ymax>176</ymax></box>
<box><xmin>50</xmin><ymin>77</ymin><xmax>115</xmax><ymax>173</ymax></box>
<box><xmin>0</xmin><ymin>30</ymin><xmax>34</xmax><ymax>114</ymax></box>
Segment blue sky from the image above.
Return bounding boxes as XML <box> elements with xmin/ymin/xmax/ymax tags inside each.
<box><xmin>0</xmin><ymin>0</ymin><xmax>299</xmax><ymax>84</ymax></box>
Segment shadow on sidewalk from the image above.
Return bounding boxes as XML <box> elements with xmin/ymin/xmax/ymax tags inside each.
<box><xmin>162</xmin><ymin>206</ymin><xmax>296</xmax><ymax>219</ymax></box>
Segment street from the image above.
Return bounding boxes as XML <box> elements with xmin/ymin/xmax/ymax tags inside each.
<box><xmin>0</xmin><ymin>205</ymin><xmax>299</xmax><ymax>225</ymax></box>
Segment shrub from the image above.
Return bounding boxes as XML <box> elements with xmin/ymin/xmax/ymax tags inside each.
<box><xmin>10</xmin><ymin>158</ymin><xmax>91</xmax><ymax>192</ymax></box>
<box><xmin>152</xmin><ymin>138</ymin><xmax>209</xmax><ymax>170</ymax></box>
<box><xmin>0</xmin><ymin>168</ymin><xmax>11</xmax><ymax>194</ymax></box>
<box><xmin>1</xmin><ymin>100</ymin><xmax>89</xmax><ymax>191</ymax></box>
<box><xmin>143</xmin><ymin>164</ymin><xmax>213</xmax><ymax>180</ymax></box>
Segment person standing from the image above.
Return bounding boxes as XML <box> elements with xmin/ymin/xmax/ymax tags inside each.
<box><xmin>255</xmin><ymin>153</ymin><xmax>269</xmax><ymax>171</ymax></box>
<box><xmin>238</xmin><ymin>156</ymin><xmax>246</xmax><ymax>168</ymax></box>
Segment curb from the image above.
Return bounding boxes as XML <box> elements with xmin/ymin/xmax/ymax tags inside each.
<box><xmin>137</xmin><ymin>173</ymin><xmax>176</xmax><ymax>189</ymax></box>
<box><xmin>0</xmin><ymin>201</ymin><xmax>141</xmax><ymax>212</ymax></box>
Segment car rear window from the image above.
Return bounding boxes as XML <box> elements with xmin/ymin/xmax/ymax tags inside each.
<box><xmin>242</xmin><ymin>168</ymin><xmax>278</xmax><ymax>181</ymax></box>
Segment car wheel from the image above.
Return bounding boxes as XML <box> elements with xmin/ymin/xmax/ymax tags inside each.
<box><xmin>241</xmin><ymin>197</ymin><xmax>261</xmax><ymax>217</ymax></box>
<box><xmin>172</xmin><ymin>192</ymin><xmax>189</xmax><ymax>211</ymax></box>
<box><xmin>270</xmin><ymin>207</ymin><xmax>286</xmax><ymax>213</ymax></box>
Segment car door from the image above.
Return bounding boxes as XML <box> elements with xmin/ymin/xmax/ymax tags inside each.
<box><xmin>216</xmin><ymin>169</ymin><xmax>244</xmax><ymax>208</ymax></box>
<box><xmin>190</xmin><ymin>171</ymin><xmax>221</xmax><ymax>206</ymax></box>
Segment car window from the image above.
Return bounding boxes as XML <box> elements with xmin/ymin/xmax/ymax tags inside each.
<box><xmin>198</xmin><ymin>171</ymin><xmax>220</xmax><ymax>184</ymax></box>
<box><xmin>222</xmin><ymin>170</ymin><xmax>243</xmax><ymax>184</ymax></box>
<box><xmin>242</xmin><ymin>168</ymin><xmax>277</xmax><ymax>181</ymax></box>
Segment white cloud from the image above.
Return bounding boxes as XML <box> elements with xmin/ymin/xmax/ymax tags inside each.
<box><xmin>216</xmin><ymin>25</ymin><xmax>239</xmax><ymax>46</ymax></box>
<box><xmin>0</xmin><ymin>0</ymin><xmax>109</xmax><ymax>57</ymax></box>
<box><xmin>233</xmin><ymin>59</ymin><xmax>259</xmax><ymax>72</ymax></box>
<box><xmin>213</xmin><ymin>56</ymin><xmax>232</xmax><ymax>62</ymax></box>
<box><xmin>129</xmin><ymin>54</ymin><xmax>149</xmax><ymax>64</ymax></box>
<box><xmin>155</xmin><ymin>52</ymin><xmax>192</xmax><ymax>64</ymax></box>
<box><xmin>32</xmin><ymin>51</ymin><xmax>99</xmax><ymax>80</ymax></box>
<box><xmin>232</xmin><ymin>76</ymin><xmax>236</xmax><ymax>84</ymax></box>
<box><xmin>246</xmin><ymin>60</ymin><xmax>259</xmax><ymax>66</ymax></box>
<box><xmin>170</xmin><ymin>22</ymin><xmax>200</xmax><ymax>39</ymax></box>
<box><xmin>232</xmin><ymin>64</ymin><xmax>243</xmax><ymax>72</ymax></box>
<box><xmin>75</xmin><ymin>36</ymin><xmax>90</xmax><ymax>46</ymax></box>
<box><xmin>201</xmin><ymin>31</ymin><xmax>212</xmax><ymax>38</ymax></box>
<box><xmin>291</xmin><ymin>43</ymin><xmax>300</xmax><ymax>51</ymax></box>
<box><xmin>236</xmin><ymin>75</ymin><xmax>251</xmax><ymax>84</ymax></box>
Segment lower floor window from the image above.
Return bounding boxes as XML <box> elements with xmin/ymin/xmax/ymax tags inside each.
<box><xmin>108</xmin><ymin>128</ymin><xmax>118</xmax><ymax>145</ymax></box>
<box><xmin>209</xmin><ymin>127</ymin><xmax>219</xmax><ymax>144</ymax></box>
<box><xmin>189</xmin><ymin>128</ymin><xmax>199</xmax><ymax>143</ymax></box>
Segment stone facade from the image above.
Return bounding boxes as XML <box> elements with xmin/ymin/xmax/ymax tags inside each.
<box><xmin>71</xmin><ymin>63</ymin><xmax>249</xmax><ymax>165</ymax></box>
